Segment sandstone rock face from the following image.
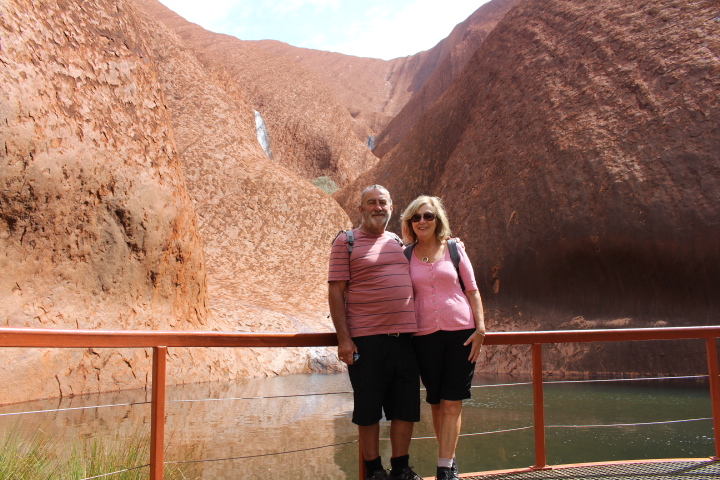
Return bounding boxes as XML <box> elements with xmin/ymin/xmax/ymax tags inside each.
<box><xmin>0</xmin><ymin>0</ymin><xmax>209</xmax><ymax>403</ymax></box>
<box><xmin>134</xmin><ymin>2</ymin><xmax>351</xmax><ymax>334</ymax></box>
<box><xmin>371</xmin><ymin>0</ymin><xmax>520</xmax><ymax>158</ymax></box>
<box><xmin>252</xmin><ymin>0</ymin><xmax>519</xmax><ymax>153</ymax></box>
<box><xmin>136</xmin><ymin>0</ymin><xmax>378</xmax><ymax>187</ymax></box>
<box><xmin>250</xmin><ymin>41</ymin><xmax>424</xmax><ymax>142</ymax></box>
<box><xmin>0</xmin><ymin>0</ymin><xmax>350</xmax><ymax>405</ymax></box>
<box><xmin>336</xmin><ymin>0</ymin><xmax>720</xmax><ymax>376</ymax></box>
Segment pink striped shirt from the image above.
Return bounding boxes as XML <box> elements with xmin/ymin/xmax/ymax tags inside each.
<box><xmin>409</xmin><ymin>242</ymin><xmax>478</xmax><ymax>336</ymax></box>
<box><xmin>328</xmin><ymin>229</ymin><xmax>416</xmax><ymax>337</ymax></box>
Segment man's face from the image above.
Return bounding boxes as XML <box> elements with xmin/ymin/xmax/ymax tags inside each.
<box><xmin>359</xmin><ymin>188</ymin><xmax>393</xmax><ymax>230</ymax></box>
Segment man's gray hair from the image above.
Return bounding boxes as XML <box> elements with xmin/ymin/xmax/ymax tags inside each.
<box><xmin>359</xmin><ymin>184</ymin><xmax>392</xmax><ymax>205</ymax></box>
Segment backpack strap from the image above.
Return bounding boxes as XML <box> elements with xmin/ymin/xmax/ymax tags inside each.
<box><xmin>345</xmin><ymin>230</ymin><xmax>355</xmax><ymax>253</ymax></box>
<box><xmin>333</xmin><ymin>229</ymin><xmax>355</xmax><ymax>253</ymax></box>
<box><xmin>336</xmin><ymin>230</ymin><xmax>402</xmax><ymax>255</ymax></box>
<box><xmin>403</xmin><ymin>243</ymin><xmax>415</xmax><ymax>262</ymax></box>
<box><xmin>385</xmin><ymin>231</ymin><xmax>402</xmax><ymax>245</ymax></box>
<box><xmin>447</xmin><ymin>238</ymin><xmax>465</xmax><ymax>291</ymax></box>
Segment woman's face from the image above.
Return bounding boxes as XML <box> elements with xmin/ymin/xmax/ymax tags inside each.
<box><xmin>411</xmin><ymin>203</ymin><xmax>437</xmax><ymax>242</ymax></box>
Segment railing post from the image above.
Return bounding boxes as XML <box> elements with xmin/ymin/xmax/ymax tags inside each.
<box><xmin>532</xmin><ymin>343</ymin><xmax>547</xmax><ymax>469</ymax></box>
<box><xmin>150</xmin><ymin>346</ymin><xmax>167</xmax><ymax>480</ymax></box>
<box><xmin>358</xmin><ymin>439</ymin><xmax>366</xmax><ymax>480</ymax></box>
<box><xmin>705</xmin><ymin>337</ymin><xmax>720</xmax><ymax>460</ymax></box>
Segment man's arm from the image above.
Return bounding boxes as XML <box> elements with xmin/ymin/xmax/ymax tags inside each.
<box><xmin>328</xmin><ymin>280</ymin><xmax>358</xmax><ymax>364</ymax></box>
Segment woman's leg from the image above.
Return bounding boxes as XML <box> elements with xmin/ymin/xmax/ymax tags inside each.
<box><xmin>432</xmin><ymin>399</ymin><xmax>463</xmax><ymax>459</ymax></box>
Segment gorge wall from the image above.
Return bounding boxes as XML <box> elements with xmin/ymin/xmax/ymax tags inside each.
<box><xmin>0</xmin><ymin>0</ymin><xmax>352</xmax><ymax>405</ymax></box>
<box><xmin>1</xmin><ymin>0</ymin><xmax>209</xmax><ymax>403</ymax></box>
<box><xmin>335</xmin><ymin>0</ymin><xmax>720</xmax><ymax>376</ymax></box>
<box><xmin>371</xmin><ymin>0</ymin><xmax>520</xmax><ymax>158</ymax></box>
<box><xmin>134</xmin><ymin>0</ymin><xmax>351</xmax><ymax>338</ymax></box>
<box><xmin>2</xmin><ymin>0</ymin><xmax>717</xmax><ymax>407</ymax></box>
<box><xmin>135</xmin><ymin>0</ymin><xmax>379</xmax><ymax>187</ymax></box>
<box><xmin>251</xmin><ymin>0</ymin><xmax>519</xmax><ymax>157</ymax></box>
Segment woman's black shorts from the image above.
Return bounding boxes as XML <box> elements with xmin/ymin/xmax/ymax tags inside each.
<box><xmin>412</xmin><ymin>329</ymin><xmax>476</xmax><ymax>404</ymax></box>
<box><xmin>347</xmin><ymin>333</ymin><xmax>421</xmax><ymax>426</ymax></box>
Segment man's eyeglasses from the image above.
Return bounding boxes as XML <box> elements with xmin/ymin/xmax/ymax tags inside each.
<box><xmin>410</xmin><ymin>212</ymin><xmax>437</xmax><ymax>223</ymax></box>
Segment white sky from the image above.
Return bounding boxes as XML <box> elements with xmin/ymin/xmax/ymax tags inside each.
<box><xmin>157</xmin><ymin>0</ymin><xmax>491</xmax><ymax>60</ymax></box>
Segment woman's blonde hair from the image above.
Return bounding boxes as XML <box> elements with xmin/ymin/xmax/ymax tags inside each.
<box><xmin>400</xmin><ymin>195</ymin><xmax>452</xmax><ymax>245</ymax></box>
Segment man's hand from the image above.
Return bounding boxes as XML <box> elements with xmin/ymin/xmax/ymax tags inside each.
<box><xmin>328</xmin><ymin>280</ymin><xmax>359</xmax><ymax>365</ymax></box>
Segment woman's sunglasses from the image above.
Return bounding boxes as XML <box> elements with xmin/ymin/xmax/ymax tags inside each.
<box><xmin>410</xmin><ymin>212</ymin><xmax>437</xmax><ymax>223</ymax></box>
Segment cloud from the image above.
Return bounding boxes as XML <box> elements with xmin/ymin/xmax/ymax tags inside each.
<box><xmin>157</xmin><ymin>0</ymin><xmax>490</xmax><ymax>60</ymax></box>
<box><xmin>268</xmin><ymin>0</ymin><xmax>340</xmax><ymax>16</ymax></box>
<box><xmin>310</xmin><ymin>0</ymin><xmax>487</xmax><ymax>59</ymax></box>
<box><xmin>160</xmin><ymin>0</ymin><xmax>246</xmax><ymax>28</ymax></box>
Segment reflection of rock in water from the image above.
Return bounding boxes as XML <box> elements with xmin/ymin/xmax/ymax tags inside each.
<box><xmin>165</xmin><ymin>374</ymin><xmax>354</xmax><ymax>478</ymax></box>
<box><xmin>0</xmin><ymin>374</ymin><xmax>355</xmax><ymax>479</ymax></box>
<box><xmin>0</xmin><ymin>373</ymin><xmax>712</xmax><ymax>477</ymax></box>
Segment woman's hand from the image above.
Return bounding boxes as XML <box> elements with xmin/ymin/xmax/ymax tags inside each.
<box><xmin>464</xmin><ymin>330</ymin><xmax>485</xmax><ymax>363</ymax></box>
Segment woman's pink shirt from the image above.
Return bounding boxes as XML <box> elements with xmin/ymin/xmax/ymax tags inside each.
<box><xmin>409</xmin><ymin>242</ymin><xmax>478</xmax><ymax>336</ymax></box>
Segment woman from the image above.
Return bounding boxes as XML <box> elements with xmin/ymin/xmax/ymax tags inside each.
<box><xmin>401</xmin><ymin>196</ymin><xmax>486</xmax><ymax>480</ymax></box>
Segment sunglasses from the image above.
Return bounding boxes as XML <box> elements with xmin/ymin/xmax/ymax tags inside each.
<box><xmin>410</xmin><ymin>212</ymin><xmax>437</xmax><ymax>223</ymax></box>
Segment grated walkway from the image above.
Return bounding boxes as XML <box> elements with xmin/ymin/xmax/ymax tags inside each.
<box><xmin>455</xmin><ymin>459</ymin><xmax>720</xmax><ymax>480</ymax></box>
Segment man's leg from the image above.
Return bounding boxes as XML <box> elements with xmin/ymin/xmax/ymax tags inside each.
<box><xmin>388</xmin><ymin>420</ymin><xmax>421</xmax><ymax>479</ymax></box>
<box><xmin>389</xmin><ymin>419</ymin><xmax>414</xmax><ymax>457</ymax></box>
<box><xmin>359</xmin><ymin>422</ymin><xmax>381</xmax><ymax>460</ymax></box>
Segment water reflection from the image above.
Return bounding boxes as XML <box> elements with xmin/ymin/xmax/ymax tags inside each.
<box><xmin>0</xmin><ymin>374</ymin><xmax>714</xmax><ymax>479</ymax></box>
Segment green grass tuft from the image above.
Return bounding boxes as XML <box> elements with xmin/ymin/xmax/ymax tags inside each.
<box><xmin>0</xmin><ymin>423</ymin><xmax>199</xmax><ymax>480</ymax></box>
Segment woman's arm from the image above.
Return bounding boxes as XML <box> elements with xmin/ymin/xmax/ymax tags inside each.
<box><xmin>463</xmin><ymin>289</ymin><xmax>486</xmax><ymax>363</ymax></box>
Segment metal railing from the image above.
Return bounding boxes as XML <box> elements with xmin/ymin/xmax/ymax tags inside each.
<box><xmin>1</xmin><ymin>325</ymin><xmax>719</xmax><ymax>479</ymax></box>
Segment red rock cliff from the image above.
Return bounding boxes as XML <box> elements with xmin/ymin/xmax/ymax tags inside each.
<box><xmin>372</xmin><ymin>0</ymin><xmax>520</xmax><ymax>158</ymax></box>
<box><xmin>0</xmin><ymin>0</ymin><xmax>351</xmax><ymax>404</ymax></box>
<box><xmin>136</xmin><ymin>0</ymin><xmax>379</xmax><ymax>187</ymax></box>
<box><xmin>0</xmin><ymin>0</ymin><xmax>210</xmax><ymax>402</ymax></box>
<box><xmin>335</xmin><ymin>0</ymin><xmax>720</xmax><ymax>375</ymax></box>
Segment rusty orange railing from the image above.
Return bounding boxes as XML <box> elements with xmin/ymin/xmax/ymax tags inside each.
<box><xmin>1</xmin><ymin>325</ymin><xmax>719</xmax><ymax>479</ymax></box>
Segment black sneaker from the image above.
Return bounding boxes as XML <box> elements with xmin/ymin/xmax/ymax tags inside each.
<box><xmin>437</xmin><ymin>466</ymin><xmax>459</xmax><ymax>480</ymax></box>
<box><xmin>451</xmin><ymin>458</ymin><xmax>458</xmax><ymax>477</ymax></box>
<box><xmin>367</xmin><ymin>469</ymin><xmax>391</xmax><ymax>480</ymax></box>
<box><xmin>390</xmin><ymin>466</ymin><xmax>422</xmax><ymax>480</ymax></box>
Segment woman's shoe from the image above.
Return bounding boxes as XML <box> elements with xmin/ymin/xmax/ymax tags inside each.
<box><xmin>436</xmin><ymin>466</ymin><xmax>459</xmax><ymax>480</ymax></box>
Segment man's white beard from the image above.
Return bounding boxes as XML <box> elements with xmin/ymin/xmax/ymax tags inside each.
<box><xmin>370</xmin><ymin>212</ymin><xmax>390</xmax><ymax>228</ymax></box>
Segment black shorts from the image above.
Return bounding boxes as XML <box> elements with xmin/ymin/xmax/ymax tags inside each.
<box><xmin>347</xmin><ymin>334</ymin><xmax>421</xmax><ymax>426</ymax></box>
<box><xmin>412</xmin><ymin>329</ymin><xmax>476</xmax><ymax>404</ymax></box>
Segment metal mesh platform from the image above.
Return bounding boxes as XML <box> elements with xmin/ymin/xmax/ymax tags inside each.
<box><xmin>459</xmin><ymin>460</ymin><xmax>720</xmax><ymax>480</ymax></box>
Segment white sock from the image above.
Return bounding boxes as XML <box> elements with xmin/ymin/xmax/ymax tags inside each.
<box><xmin>438</xmin><ymin>457</ymin><xmax>453</xmax><ymax>468</ymax></box>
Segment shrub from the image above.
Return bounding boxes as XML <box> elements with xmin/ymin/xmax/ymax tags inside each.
<box><xmin>311</xmin><ymin>176</ymin><xmax>339</xmax><ymax>194</ymax></box>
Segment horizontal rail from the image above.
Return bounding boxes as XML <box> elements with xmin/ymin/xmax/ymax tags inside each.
<box><xmin>0</xmin><ymin>328</ymin><xmax>338</xmax><ymax>348</ymax></box>
<box><xmin>485</xmin><ymin>326</ymin><xmax>720</xmax><ymax>344</ymax></box>
<box><xmin>2</xmin><ymin>325</ymin><xmax>720</xmax><ymax>348</ymax></box>
<box><xmin>1</xmin><ymin>325</ymin><xmax>718</xmax><ymax>479</ymax></box>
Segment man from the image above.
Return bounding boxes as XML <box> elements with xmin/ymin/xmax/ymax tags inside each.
<box><xmin>328</xmin><ymin>185</ymin><xmax>422</xmax><ymax>480</ymax></box>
